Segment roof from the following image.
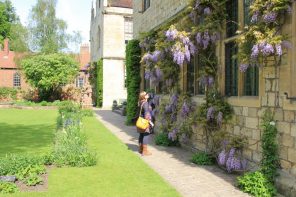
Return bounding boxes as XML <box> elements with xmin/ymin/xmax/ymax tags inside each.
<box><xmin>108</xmin><ymin>0</ymin><xmax>132</xmax><ymax>8</ymax></box>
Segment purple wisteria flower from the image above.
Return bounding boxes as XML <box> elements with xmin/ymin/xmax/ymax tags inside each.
<box><xmin>239</xmin><ymin>64</ymin><xmax>249</xmax><ymax>72</ymax></box>
<box><xmin>251</xmin><ymin>44</ymin><xmax>259</xmax><ymax>59</ymax></box>
<box><xmin>181</xmin><ymin>102</ymin><xmax>190</xmax><ymax>118</ymax></box>
<box><xmin>276</xmin><ymin>44</ymin><xmax>282</xmax><ymax>56</ymax></box>
<box><xmin>208</xmin><ymin>76</ymin><xmax>214</xmax><ymax>87</ymax></box>
<box><xmin>144</xmin><ymin>70</ymin><xmax>151</xmax><ymax>80</ymax></box>
<box><xmin>171</xmin><ymin>114</ymin><xmax>177</xmax><ymax>122</ymax></box>
<box><xmin>189</xmin><ymin>42</ymin><xmax>197</xmax><ymax>54</ymax></box>
<box><xmin>226</xmin><ymin>157</ymin><xmax>242</xmax><ymax>172</ymax></box>
<box><xmin>189</xmin><ymin>11</ymin><xmax>195</xmax><ymax>22</ymax></box>
<box><xmin>155</xmin><ymin>67</ymin><xmax>163</xmax><ymax>81</ymax></box>
<box><xmin>263</xmin><ymin>12</ymin><xmax>277</xmax><ymax>23</ymax></box>
<box><xmin>168</xmin><ymin>128</ymin><xmax>178</xmax><ymax>141</ymax></box>
<box><xmin>217</xmin><ymin>111</ymin><xmax>223</xmax><ymax>126</ymax></box>
<box><xmin>204</xmin><ymin>7</ymin><xmax>211</xmax><ymax>15</ymax></box>
<box><xmin>165</xmin><ymin>105</ymin><xmax>172</xmax><ymax>114</ymax></box>
<box><xmin>151</xmin><ymin>50</ymin><xmax>162</xmax><ymax>62</ymax></box>
<box><xmin>218</xmin><ymin>150</ymin><xmax>227</xmax><ymax>166</ymax></box>
<box><xmin>171</xmin><ymin>94</ymin><xmax>178</xmax><ymax>106</ymax></box>
<box><xmin>196</xmin><ymin>32</ymin><xmax>202</xmax><ymax>44</ymax></box>
<box><xmin>165</xmin><ymin>28</ymin><xmax>178</xmax><ymax>41</ymax></box>
<box><xmin>202</xmin><ymin>31</ymin><xmax>210</xmax><ymax>49</ymax></box>
<box><xmin>261</xmin><ymin>43</ymin><xmax>274</xmax><ymax>56</ymax></box>
<box><xmin>228</xmin><ymin>148</ymin><xmax>236</xmax><ymax>157</ymax></box>
<box><xmin>251</xmin><ymin>11</ymin><xmax>259</xmax><ymax>23</ymax></box>
<box><xmin>206</xmin><ymin>107</ymin><xmax>215</xmax><ymax>121</ymax></box>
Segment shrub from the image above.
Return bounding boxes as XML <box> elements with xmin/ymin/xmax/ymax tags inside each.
<box><xmin>191</xmin><ymin>152</ymin><xmax>214</xmax><ymax>165</ymax></box>
<box><xmin>155</xmin><ymin>133</ymin><xmax>179</xmax><ymax>147</ymax></box>
<box><xmin>0</xmin><ymin>87</ymin><xmax>17</xmax><ymax>102</ymax></box>
<box><xmin>237</xmin><ymin>171</ymin><xmax>277</xmax><ymax>197</ymax></box>
<box><xmin>0</xmin><ymin>182</ymin><xmax>19</xmax><ymax>194</ymax></box>
<box><xmin>58</xmin><ymin>100</ymin><xmax>80</xmax><ymax>114</ymax></box>
<box><xmin>125</xmin><ymin>40</ymin><xmax>141</xmax><ymax>125</ymax></box>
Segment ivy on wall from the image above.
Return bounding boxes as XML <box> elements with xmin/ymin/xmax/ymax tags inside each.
<box><xmin>89</xmin><ymin>59</ymin><xmax>103</xmax><ymax>107</ymax></box>
<box><xmin>126</xmin><ymin>40</ymin><xmax>141</xmax><ymax>125</ymax></box>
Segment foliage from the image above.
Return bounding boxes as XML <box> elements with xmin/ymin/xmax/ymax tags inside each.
<box><xmin>53</xmin><ymin>103</ymin><xmax>97</xmax><ymax>167</ymax></box>
<box><xmin>28</xmin><ymin>0</ymin><xmax>68</xmax><ymax>53</ymax></box>
<box><xmin>24</xmin><ymin>173</ymin><xmax>43</xmax><ymax>186</ymax></box>
<box><xmin>96</xmin><ymin>59</ymin><xmax>103</xmax><ymax>107</ymax></box>
<box><xmin>0</xmin><ymin>154</ymin><xmax>47</xmax><ymax>176</ymax></box>
<box><xmin>0</xmin><ymin>181</ymin><xmax>19</xmax><ymax>194</ymax></box>
<box><xmin>154</xmin><ymin>133</ymin><xmax>179</xmax><ymax>147</ymax></box>
<box><xmin>237</xmin><ymin>171</ymin><xmax>277</xmax><ymax>197</ymax></box>
<box><xmin>126</xmin><ymin>40</ymin><xmax>141</xmax><ymax>125</ymax></box>
<box><xmin>261</xmin><ymin>109</ymin><xmax>279</xmax><ymax>182</ymax></box>
<box><xmin>0</xmin><ymin>87</ymin><xmax>17</xmax><ymax>101</ymax></box>
<box><xmin>9</xmin><ymin>21</ymin><xmax>29</xmax><ymax>52</ymax></box>
<box><xmin>89</xmin><ymin>60</ymin><xmax>103</xmax><ymax>107</ymax></box>
<box><xmin>21</xmin><ymin>53</ymin><xmax>79</xmax><ymax>101</ymax></box>
<box><xmin>81</xmin><ymin>109</ymin><xmax>94</xmax><ymax>117</ymax></box>
<box><xmin>0</xmin><ymin>0</ymin><xmax>18</xmax><ymax>42</ymax></box>
<box><xmin>13</xmin><ymin>100</ymin><xmax>61</xmax><ymax>106</ymax></box>
<box><xmin>191</xmin><ymin>152</ymin><xmax>214</xmax><ymax>166</ymax></box>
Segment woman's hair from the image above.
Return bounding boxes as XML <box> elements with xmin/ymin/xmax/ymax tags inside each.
<box><xmin>138</xmin><ymin>91</ymin><xmax>147</xmax><ymax>103</ymax></box>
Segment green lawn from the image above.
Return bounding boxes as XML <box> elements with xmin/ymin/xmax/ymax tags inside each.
<box><xmin>0</xmin><ymin>109</ymin><xmax>57</xmax><ymax>156</ymax></box>
<box><xmin>1</xmin><ymin>109</ymin><xmax>180</xmax><ymax>197</ymax></box>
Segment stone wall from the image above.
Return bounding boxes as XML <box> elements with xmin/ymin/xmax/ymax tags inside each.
<box><xmin>133</xmin><ymin>0</ymin><xmax>189</xmax><ymax>38</ymax></box>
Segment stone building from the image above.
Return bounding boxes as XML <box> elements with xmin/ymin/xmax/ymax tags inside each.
<box><xmin>90</xmin><ymin>0</ymin><xmax>133</xmax><ymax>108</ymax></box>
<box><xmin>133</xmin><ymin>0</ymin><xmax>296</xmax><ymax>196</ymax></box>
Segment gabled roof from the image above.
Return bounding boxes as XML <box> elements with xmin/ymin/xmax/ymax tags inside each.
<box><xmin>108</xmin><ymin>0</ymin><xmax>132</xmax><ymax>8</ymax></box>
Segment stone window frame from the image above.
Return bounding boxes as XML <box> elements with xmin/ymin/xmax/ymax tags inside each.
<box><xmin>142</xmin><ymin>0</ymin><xmax>150</xmax><ymax>12</ymax></box>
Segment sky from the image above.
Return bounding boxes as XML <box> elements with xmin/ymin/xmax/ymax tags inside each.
<box><xmin>10</xmin><ymin>0</ymin><xmax>93</xmax><ymax>52</ymax></box>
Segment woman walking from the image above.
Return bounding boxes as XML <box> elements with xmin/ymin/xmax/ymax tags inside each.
<box><xmin>138</xmin><ymin>91</ymin><xmax>153</xmax><ymax>156</ymax></box>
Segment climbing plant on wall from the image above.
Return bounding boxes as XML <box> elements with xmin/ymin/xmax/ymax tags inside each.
<box><xmin>126</xmin><ymin>39</ymin><xmax>141</xmax><ymax>125</ymax></box>
<box><xmin>89</xmin><ymin>59</ymin><xmax>103</xmax><ymax>107</ymax></box>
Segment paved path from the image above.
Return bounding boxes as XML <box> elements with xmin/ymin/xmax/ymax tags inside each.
<box><xmin>94</xmin><ymin>109</ymin><xmax>249</xmax><ymax>197</ymax></box>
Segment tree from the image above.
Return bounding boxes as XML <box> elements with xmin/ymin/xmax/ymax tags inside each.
<box><xmin>21</xmin><ymin>53</ymin><xmax>79</xmax><ymax>101</ymax></box>
<box><xmin>0</xmin><ymin>0</ymin><xmax>18</xmax><ymax>42</ymax></box>
<box><xmin>28</xmin><ymin>0</ymin><xmax>69</xmax><ymax>53</ymax></box>
<box><xmin>9</xmin><ymin>22</ymin><xmax>29</xmax><ymax>52</ymax></box>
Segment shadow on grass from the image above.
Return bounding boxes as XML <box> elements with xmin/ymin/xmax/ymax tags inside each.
<box><xmin>94</xmin><ymin>109</ymin><xmax>242</xmax><ymax>189</ymax></box>
<box><xmin>0</xmin><ymin>122</ymin><xmax>55</xmax><ymax>156</ymax></box>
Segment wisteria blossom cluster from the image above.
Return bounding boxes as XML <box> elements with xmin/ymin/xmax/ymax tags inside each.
<box><xmin>165</xmin><ymin>25</ymin><xmax>196</xmax><ymax>66</ymax></box>
<box><xmin>200</xmin><ymin>76</ymin><xmax>215</xmax><ymax>87</ymax></box>
<box><xmin>139</xmin><ymin>36</ymin><xmax>155</xmax><ymax>51</ymax></box>
<box><xmin>238</xmin><ymin>0</ymin><xmax>294</xmax><ymax>72</ymax></box>
<box><xmin>218</xmin><ymin>148</ymin><xmax>247</xmax><ymax>173</ymax></box>
<box><xmin>239</xmin><ymin>40</ymin><xmax>291</xmax><ymax>72</ymax></box>
<box><xmin>195</xmin><ymin>31</ymin><xmax>220</xmax><ymax>50</ymax></box>
<box><xmin>206</xmin><ymin>106</ymin><xmax>224</xmax><ymax>127</ymax></box>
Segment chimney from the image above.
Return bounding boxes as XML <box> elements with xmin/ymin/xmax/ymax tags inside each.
<box><xmin>3</xmin><ymin>38</ymin><xmax>9</xmax><ymax>55</ymax></box>
<box><xmin>80</xmin><ymin>44</ymin><xmax>89</xmax><ymax>54</ymax></box>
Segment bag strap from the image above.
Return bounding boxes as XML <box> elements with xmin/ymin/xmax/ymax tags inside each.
<box><xmin>139</xmin><ymin>102</ymin><xmax>146</xmax><ymax>118</ymax></box>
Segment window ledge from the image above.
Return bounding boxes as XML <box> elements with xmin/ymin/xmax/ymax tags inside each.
<box><xmin>227</xmin><ymin>96</ymin><xmax>260</xmax><ymax>108</ymax></box>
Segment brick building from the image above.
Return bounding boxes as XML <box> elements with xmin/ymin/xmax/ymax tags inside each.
<box><xmin>0</xmin><ymin>39</ymin><xmax>92</xmax><ymax>102</ymax></box>
<box><xmin>0</xmin><ymin>39</ymin><xmax>29</xmax><ymax>89</ymax></box>
<box><xmin>90</xmin><ymin>0</ymin><xmax>133</xmax><ymax>108</ymax></box>
<box><xmin>133</xmin><ymin>0</ymin><xmax>296</xmax><ymax>196</ymax></box>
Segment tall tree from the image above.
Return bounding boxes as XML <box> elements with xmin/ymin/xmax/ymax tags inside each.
<box><xmin>0</xmin><ymin>0</ymin><xmax>17</xmax><ymax>42</ymax></box>
<box><xmin>28</xmin><ymin>0</ymin><xmax>69</xmax><ymax>53</ymax></box>
<box><xmin>0</xmin><ymin>0</ymin><xmax>29</xmax><ymax>52</ymax></box>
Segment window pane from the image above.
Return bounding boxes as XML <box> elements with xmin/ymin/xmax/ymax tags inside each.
<box><xmin>244</xmin><ymin>66</ymin><xmax>259</xmax><ymax>96</ymax></box>
<box><xmin>144</xmin><ymin>0</ymin><xmax>150</xmax><ymax>11</ymax></box>
<box><xmin>197</xmin><ymin>54</ymin><xmax>205</xmax><ymax>95</ymax></box>
<box><xmin>13</xmin><ymin>73</ymin><xmax>21</xmax><ymax>88</ymax></box>
<box><xmin>187</xmin><ymin>59</ymin><xmax>195</xmax><ymax>95</ymax></box>
<box><xmin>226</xmin><ymin>0</ymin><xmax>238</xmax><ymax>37</ymax></box>
<box><xmin>244</xmin><ymin>0</ymin><xmax>251</xmax><ymax>26</ymax></box>
<box><xmin>225</xmin><ymin>42</ymin><xmax>238</xmax><ymax>96</ymax></box>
